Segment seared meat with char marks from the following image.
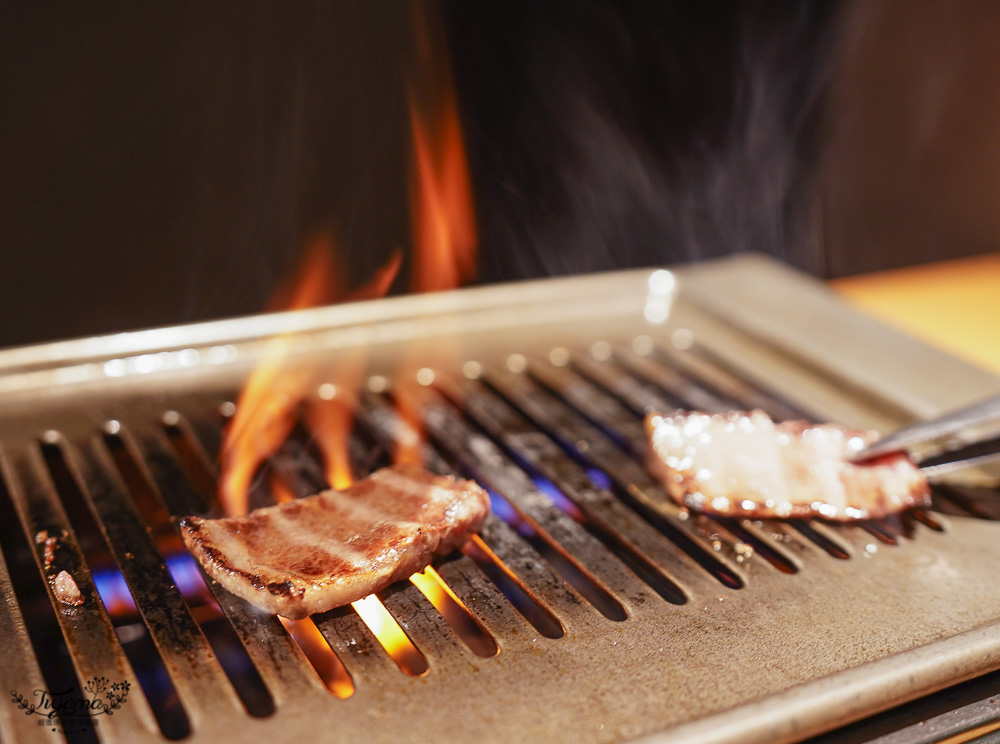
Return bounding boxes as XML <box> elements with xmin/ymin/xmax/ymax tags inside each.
<box><xmin>180</xmin><ymin>464</ymin><xmax>490</xmax><ymax>619</ymax></box>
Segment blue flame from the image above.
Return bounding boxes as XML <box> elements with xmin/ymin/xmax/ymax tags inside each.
<box><xmin>586</xmin><ymin>468</ymin><xmax>613</xmax><ymax>490</ymax></box>
<box><xmin>487</xmin><ymin>488</ymin><xmax>518</xmax><ymax>523</ymax></box>
<box><xmin>163</xmin><ymin>552</ymin><xmax>207</xmax><ymax>598</ymax></box>
<box><xmin>531</xmin><ymin>476</ymin><xmax>584</xmax><ymax>521</ymax></box>
<box><xmin>90</xmin><ymin>564</ymin><xmax>136</xmax><ymax>615</ymax></box>
<box><xmin>91</xmin><ymin>552</ymin><xmax>206</xmax><ymax>617</ymax></box>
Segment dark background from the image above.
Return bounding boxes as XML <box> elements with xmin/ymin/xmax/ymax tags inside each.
<box><xmin>2</xmin><ymin>0</ymin><xmax>999</xmax><ymax>350</ymax></box>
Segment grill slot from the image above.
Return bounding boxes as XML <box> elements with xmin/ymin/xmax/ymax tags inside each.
<box><xmin>311</xmin><ymin>606</ymin><xmax>395</xmax><ymax>689</ymax></box>
<box><xmin>570</xmin><ymin>349</ymin><xmax>681</xmax><ymax>418</ymax></box>
<box><xmin>788</xmin><ymin>520</ymin><xmax>852</xmax><ymax>559</ymax></box>
<box><xmin>344</xmin><ymin>595</ymin><xmax>430</xmax><ymax>677</ymax></box>
<box><xmin>934</xmin><ymin>483</ymin><xmax>1000</xmax><ymax>519</ymax></box>
<box><xmin>458</xmin><ymin>535</ymin><xmax>565</xmax><ymax>640</ymax></box>
<box><xmin>407</xmin><ymin>566</ymin><xmax>499</xmax><ymax>658</ymax></box>
<box><xmin>612</xmin><ymin>341</ymin><xmax>732</xmax><ymax>413</ymax></box>
<box><xmin>652</xmin><ymin>339</ymin><xmax>813</xmax><ymax>421</ymax></box>
<box><xmin>159</xmin><ymin>413</ymin><xmax>215</xmax><ymax>513</ymax></box>
<box><xmin>910</xmin><ymin>509</ymin><xmax>944</xmax><ymax>532</ymax></box>
<box><xmin>0</xmin><ymin>540</ymin><xmax>56</xmax><ymax>744</ymax></box>
<box><xmin>277</xmin><ymin>616</ymin><xmax>354</xmax><ymax>698</ymax></box>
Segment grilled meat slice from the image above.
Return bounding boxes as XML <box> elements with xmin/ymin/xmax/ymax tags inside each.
<box><xmin>180</xmin><ymin>464</ymin><xmax>490</xmax><ymax>619</ymax></box>
<box><xmin>645</xmin><ymin>410</ymin><xmax>930</xmax><ymax>521</ymax></box>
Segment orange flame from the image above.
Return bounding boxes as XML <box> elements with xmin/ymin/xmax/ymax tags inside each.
<box><xmin>265</xmin><ymin>233</ymin><xmax>344</xmax><ymax>312</ymax></box>
<box><xmin>268</xmin><ymin>471</ymin><xmax>298</xmax><ymax>505</ymax></box>
<box><xmin>217</xmin><ymin>234</ymin><xmax>400</xmax><ymax>516</ymax></box>
<box><xmin>303</xmin><ymin>252</ymin><xmax>401</xmax><ymax>491</ymax></box>
<box><xmin>210</xmin><ymin>11</ymin><xmax>477</xmax><ymax>690</ymax></box>
<box><xmin>393</xmin><ymin>16</ymin><xmax>478</xmax><ymax>467</ymax></box>
<box><xmin>304</xmin><ymin>394</ymin><xmax>355</xmax><ymax>490</ymax></box>
<box><xmin>409</xmin><ymin>91</ymin><xmax>476</xmax><ymax>293</ymax></box>
<box><xmin>351</xmin><ymin>595</ymin><xmax>428</xmax><ymax>676</ymax></box>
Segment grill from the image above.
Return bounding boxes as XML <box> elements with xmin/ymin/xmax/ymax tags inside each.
<box><xmin>3</xmin><ymin>253</ymin><xmax>1000</xmax><ymax>744</ymax></box>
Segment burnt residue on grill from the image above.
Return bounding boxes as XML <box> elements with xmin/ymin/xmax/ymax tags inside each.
<box><xmin>0</xmin><ymin>450</ymin><xmax>102</xmax><ymax>744</ymax></box>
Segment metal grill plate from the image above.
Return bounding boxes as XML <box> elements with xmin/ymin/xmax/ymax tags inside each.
<box><xmin>1</xmin><ymin>254</ymin><xmax>1000</xmax><ymax>744</ymax></box>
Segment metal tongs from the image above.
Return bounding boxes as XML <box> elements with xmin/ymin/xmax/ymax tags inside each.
<box><xmin>849</xmin><ymin>393</ymin><xmax>1000</xmax><ymax>477</ymax></box>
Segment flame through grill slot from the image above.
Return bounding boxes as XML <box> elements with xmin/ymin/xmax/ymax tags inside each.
<box><xmin>2</xmin><ymin>262</ymin><xmax>1000</xmax><ymax>744</ymax></box>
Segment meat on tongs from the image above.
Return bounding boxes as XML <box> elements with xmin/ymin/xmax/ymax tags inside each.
<box><xmin>645</xmin><ymin>410</ymin><xmax>930</xmax><ymax>520</ymax></box>
<box><xmin>180</xmin><ymin>464</ymin><xmax>490</xmax><ymax>619</ymax></box>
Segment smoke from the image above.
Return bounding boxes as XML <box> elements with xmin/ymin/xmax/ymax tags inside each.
<box><xmin>0</xmin><ymin>2</ymin><xmax>838</xmax><ymax>349</ymax></box>
<box><xmin>446</xmin><ymin>1</ymin><xmax>837</xmax><ymax>280</ymax></box>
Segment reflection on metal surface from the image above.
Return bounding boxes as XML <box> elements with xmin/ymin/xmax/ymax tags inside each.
<box><xmin>644</xmin><ymin>268</ymin><xmax>675</xmax><ymax>324</ymax></box>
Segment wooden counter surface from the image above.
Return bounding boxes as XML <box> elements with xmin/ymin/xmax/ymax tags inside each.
<box><xmin>830</xmin><ymin>254</ymin><xmax>1000</xmax><ymax>375</ymax></box>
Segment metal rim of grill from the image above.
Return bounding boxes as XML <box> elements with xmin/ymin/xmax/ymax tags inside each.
<box><xmin>1</xmin><ymin>253</ymin><xmax>1000</xmax><ymax>744</ymax></box>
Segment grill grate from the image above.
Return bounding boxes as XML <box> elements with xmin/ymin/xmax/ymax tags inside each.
<box><xmin>3</xmin><ymin>258</ymin><xmax>1000</xmax><ymax>744</ymax></box>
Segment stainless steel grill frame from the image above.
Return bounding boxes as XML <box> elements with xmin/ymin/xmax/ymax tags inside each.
<box><xmin>2</xmin><ymin>253</ymin><xmax>1000</xmax><ymax>744</ymax></box>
